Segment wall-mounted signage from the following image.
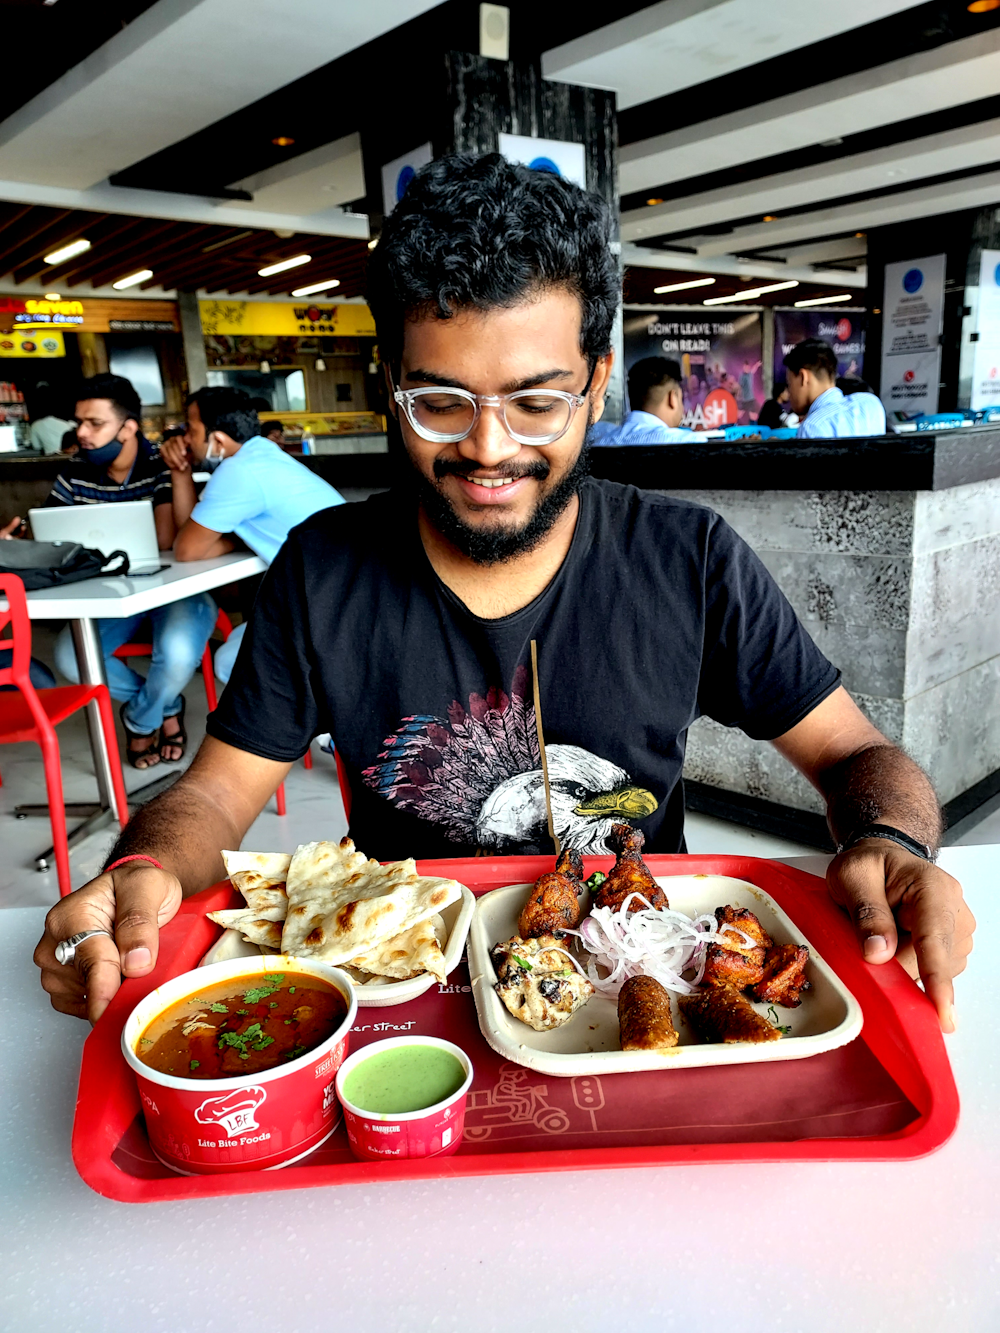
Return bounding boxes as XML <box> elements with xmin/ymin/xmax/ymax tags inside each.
<box><xmin>879</xmin><ymin>253</ymin><xmax>945</xmax><ymax>418</ymax></box>
<box><xmin>381</xmin><ymin>143</ymin><xmax>433</xmax><ymax>217</ymax></box>
<box><xmin>623</xmin><ymin>309</ymin><xmax>763</xmax><ymax>428</ymax></box>
<box><xmin>0</xmin><ymin>329</ymin><xmax>65</xmax><ymax>358</ymax></box>
<box><xmin>498</xmin><ymin>133</ymin><xmax>586</xmax><ymax>188</ymax></box>
<box><xmin>774</xmin><ymin>308</ymin><xmax>866</xmax><ymax>385</ymax></box>
<box><xmin>199</xmin><ymin>300</ymin><xmax>376</xmax><ymax>338</ymax></box>
<box><xmin>970</xmin><ymin>248</ymin><xmax>1000</xmax><ymax>412</ymax></box>
<box><xmin>0</xmin><ymin>296</ymin><xmax>179</xmax><ymax>334</ymax></box>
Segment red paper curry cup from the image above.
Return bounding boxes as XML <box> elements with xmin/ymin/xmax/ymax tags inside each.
<box><xmin>121</xmin><ymin>955</ymin><xmax>357</xmax><ymax>1176</ymax></box>
<box><xmin>335</xmin><ymin>1036</ymin><xmax>473</xmax><ymax>1161</ymax></box>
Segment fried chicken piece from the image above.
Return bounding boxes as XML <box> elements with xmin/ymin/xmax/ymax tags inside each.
<box><xmin>700</xmin><ymin>941</ymin><xmax>765</xmax><ymax>990</ymax></box>
<box><xmin>714</xmin><ymin>905</ymin><xmax>773</xmax><ymax>954</ymax></box>
<box><xmin>593</xmin><ymin>823</ymin><xmax>668</xmax><ymax>915</ymax></box>
<box><xmin>519</xmin><ymin>847</ymin><xmax>584</xmax><ymax>938</ymax></box>
<box><xmin>618</xmin><ymin>975</ymin><xmax>678</xmax><ymax>1052</ymax></box>
<box><xmin>679</xmin><ymin>983</ymin><xmax>781</xmax><ymax>1044</ymax></box>
<box><xmin>749</xmin><ymin>944</ymin><xmax>811</xmax><ymax>1008</ymax></box>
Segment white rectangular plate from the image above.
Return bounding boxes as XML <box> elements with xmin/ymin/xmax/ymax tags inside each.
<box><xmin>199</xmin><ymin>888</ymin><xmax>476</xmax><ymax>1008</ymax></box>
<box><xmin>467</xmin><ymin>875</ymin><xmax>863</xmax><ymax>1075</ymax></box>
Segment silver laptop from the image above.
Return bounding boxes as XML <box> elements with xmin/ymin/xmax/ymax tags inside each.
<box><xmin>29</xmin><ymin>499</ymin><xmax>162</xmax><ymax>575</ymax></box>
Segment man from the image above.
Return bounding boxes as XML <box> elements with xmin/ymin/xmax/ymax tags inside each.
<box><xmin>35</xmin><ymin>155</ymin><xmax>972</xmax><ymax>1035</ymax></box>
<box><xmin>594</xmin><ymin>357</ymin><xmax>696</xmax><ymax>445</ymax></box>
<box><xmin>757</xmin><ymin>381</ymin><xmax>798</xmax><ymax>430</ymax></box>
<box><xmin>48</xmin><ymin>373</ymin><xmax>216</xmax><ymax>768</ymax></box>
<box><xmin>161</xmin><ymin>386</ymin><xmax>343</xmax><ymax>683</ymax></box>
<box><xmin>785</xmin><ymin>339</ymin><xmax>886</xmax><ymax>437</ymax></box>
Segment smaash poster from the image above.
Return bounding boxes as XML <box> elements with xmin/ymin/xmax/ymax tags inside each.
<box><xmin>773</xmin><ymin>309</ymin><xmax>866</xmax><ymax>385</ymax></box>
<box><xmin>623</xmin><ymin>309</ymin><xmax>763</xmax><ymax>429</ymax></box>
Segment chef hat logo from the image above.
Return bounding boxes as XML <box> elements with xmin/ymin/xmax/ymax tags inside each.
<box><xmin>194</xmin><ymin>1086</ymin><xmax>267</xmax><ymax>1139</ymax></box>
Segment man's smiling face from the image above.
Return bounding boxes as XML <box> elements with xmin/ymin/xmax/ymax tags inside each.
<box><xmin>395</xmin><ymin>286</ymin><xmax>611</xmax><ymax>565</ymax></box>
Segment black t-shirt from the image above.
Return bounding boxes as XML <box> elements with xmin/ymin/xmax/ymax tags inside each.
<box><xmin>208</xmin><ymin>479</ymin><xmax>840</xmax><ymax>860</ymax></box>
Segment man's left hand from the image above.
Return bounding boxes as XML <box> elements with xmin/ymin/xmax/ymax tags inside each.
<box><xmin>160</xmin><ymin>435</ymin><xmax>192</xmax><ymax>473</ymax></box>
<box><xmin>826</xmin><ymin>839</ymin><xmax>975</xmax><ymax>1032</ymax></box>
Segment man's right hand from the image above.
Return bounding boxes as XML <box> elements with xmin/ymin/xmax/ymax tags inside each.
<box><xmin>34</xmin><ymin>862</ymin><xmax>183</xmax><ymax>1025</ymax></box>
<box><xmin>159</xmin><ymin>434</ymin><xmax>193</xmax><ymax>473</ymax></box>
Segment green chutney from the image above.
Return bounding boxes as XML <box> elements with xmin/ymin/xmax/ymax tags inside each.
<box><xmin>343</xmin><ymin>1045</ymin><xmax>467</xmax><ymax>1114</ymax></box>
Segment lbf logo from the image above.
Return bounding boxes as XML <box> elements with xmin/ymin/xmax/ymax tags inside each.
<box><xmin>195</xmin><ymin>1087</ymin><xmax>267</xmax><ymax>1139</ymax></box>
<box><xmin>903</xmin><ymin>268</ymin><xmax>924</xmax><ymax>294</ymax></box>
<box><xmin>903</xmin><ymin>369</ymin><xmax>916</xmax><ymax>382</ymax></box>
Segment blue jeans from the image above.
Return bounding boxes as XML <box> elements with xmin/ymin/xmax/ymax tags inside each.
<box><xmin>0</xmin><ymin>652</ymin><xmax>57</xmax><ymax>691</ymax></box>
<box><xmin>54</xmin><ymin>594</ymin><xmax>217</xmax><ymax>734</ymax></box>
<box><xmin>213</xmin><ymin>619</ymin><xmax>246</xmax><ymax>686</ymax></box>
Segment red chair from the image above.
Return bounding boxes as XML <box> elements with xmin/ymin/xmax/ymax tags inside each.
<box><xmin>114</xmin><ymin>608</ymin><xmax>313</xmax><ymax>814</ymax></box>
<box><xmin>0</xmin><ymin>574</ymin><xmax>129</xmax><ymax>898</ymax></box>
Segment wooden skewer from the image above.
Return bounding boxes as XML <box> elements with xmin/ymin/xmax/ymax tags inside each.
<box><xmin>530</xmin><ymin>638</ymin><xmax>561</xmax><ymax>857</ymax></box>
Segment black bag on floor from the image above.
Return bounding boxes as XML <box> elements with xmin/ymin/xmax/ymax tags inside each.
<box><xmin>0</xmin><ymin>539</ymin><xmax>129</xmax><ymax>590</ymax></box>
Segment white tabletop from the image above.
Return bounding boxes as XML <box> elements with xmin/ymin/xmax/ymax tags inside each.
<box><xmin>24</xmin><ymin>550</ymin><xmax>266</xmax><ymax>619</ymax></box>
<box><xmin>2</xmin><ymin>845</ymin><xmax>996</xmax><ymax>1332</ymax></box>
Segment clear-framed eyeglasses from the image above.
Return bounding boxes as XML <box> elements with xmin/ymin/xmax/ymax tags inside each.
<box><xmin>393</xmin><ymin>369</ymin><xmax>594</xmax><ymax>446</ymax></box>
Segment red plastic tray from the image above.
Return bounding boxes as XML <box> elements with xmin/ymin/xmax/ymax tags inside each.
<box><xmin>72</xmin><ymin>855</ymin><xmax>959</xmax><ymax>1202</ymax></box>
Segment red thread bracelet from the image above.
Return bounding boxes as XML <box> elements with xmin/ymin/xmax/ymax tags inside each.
<box><xmin>104</xmin><ymin>854</ymin><xmax>165</xmax><ymax>874</ymax></box>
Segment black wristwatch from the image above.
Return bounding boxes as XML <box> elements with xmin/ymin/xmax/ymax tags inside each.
<box><xmin>837</xmin><ymin>823</ymin><xmax>936</xmax><ymax>863</ymax></box>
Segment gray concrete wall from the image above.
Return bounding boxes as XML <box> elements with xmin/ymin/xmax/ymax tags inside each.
<box><xmin>659</xmin><ymin>479</ymin><xmax>1000</xmax><ymax>809</ymax></box>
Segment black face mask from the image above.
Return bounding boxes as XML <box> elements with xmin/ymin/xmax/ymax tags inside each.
<box><xmin>79</xmin><ymin>437</ymin><xmax>125</xmax><ymax>469</ymax></box>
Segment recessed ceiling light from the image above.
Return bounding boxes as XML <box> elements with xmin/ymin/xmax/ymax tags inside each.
<box><xmin>43</xmin><ymin>292</ymin><xmax>61</xmax><ymax>301</ymax></box>
<box><xmin>272</xmin><ymin>136</ymin><xmax>295</xmax><ymax>147</ymax></box>
<box><xmin>762</xmin><ymin>215</ymin><xmax>777</xmax><ymax>222</ymax></box>
<box><xmin>257</xmin><ymin>254</ymin><xmax>311</xmax><ymax>277</ymax></box>
<box><xmin>367</xmin><ymin>238</ymin><xmax>378</xmax><ymax>250</ymax></box>
<box><xmin>968</xmin><ymin>1</ymin><xmax>1000</xmax><ymax>13</ymax></box>
<box><xmin>794</xmin><ymin>293</ymin><xmax>853</xmax><ymax>308</ymax></box>
<box><xmin>653</xmin><ymin>277</ymin><xmax>716</xmax><ymax>294</ymax></box>
<box><xmin>703</xmin><ymin>279</ymin><xmax>798</xmax><ymax>305</ymax></box>
<box><xmin>112</xmin><ymin>269</ymin><xmax>153</xmax><ymax>290</ymax></box>
<box><xmin>646</xmin><ymin>198</ymin><xmax>664</xmax><ymax>206</ymax></box>
<box><xmin>291</xmin><ymin>279</ymin><xmax>341</xmax><ymax>297</ymax></box>
<box><xmin>44</xmin><ymin>238</ymin><xmax>91</xmax><ymax>265</ymax></box>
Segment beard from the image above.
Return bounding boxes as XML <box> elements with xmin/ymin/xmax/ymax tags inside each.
<box><xmin>411</xmin><ymin>433</ymin><xmax>592</xmax><ymax>566</ymax></box>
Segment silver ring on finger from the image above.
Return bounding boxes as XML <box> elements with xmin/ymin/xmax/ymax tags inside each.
<box><xmin>54</xmin><ymin>928</ymin><xmax>114</xmax><ymax>966</ymax></box>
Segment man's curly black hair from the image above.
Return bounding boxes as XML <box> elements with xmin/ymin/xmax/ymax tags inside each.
<box><xmin>366</xmin><ymin>153</ymin><xmax>620</xmax><ymax>369</ymax></box>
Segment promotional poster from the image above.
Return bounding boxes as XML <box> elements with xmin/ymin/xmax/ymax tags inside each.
<box><xmin>970</xmin><ymin>249</ymin><xmax>1000</xmax><ymax>411</ymax></box>
<box><xmin>879</xmin><ymin>253</ymin><xmax>946</xmax><ymax>418</ymax></box>
<box><xmin>773</xmin><ymin>309</ymin><xmax>866</xmax><ymax>385</ymax></box>
<box><xmin>623</xmin><ymin>309</ymin><xmax>763</xmax><ymax>429</ymax></box>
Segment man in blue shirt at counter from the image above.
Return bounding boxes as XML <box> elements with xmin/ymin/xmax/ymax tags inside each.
<box><xmin>160</xmin><ymin>386</ymin><xmax>344</xmax><ymax>684</ymax></box>
<box><xmin>786</xmin><ymin>339</ymin><xmax>886</xmax><ymax>438</ymax></box>
<box><xmin>593</xmin><ymin>356</ymin><xmax>697</xmax><ymax>445</ymax></box>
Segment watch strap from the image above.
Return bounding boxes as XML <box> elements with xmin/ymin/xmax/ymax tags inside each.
<box><xmin>837</xmin><ymin>823</ymin><xmax>936</xmax><ymax>863</ymax></box>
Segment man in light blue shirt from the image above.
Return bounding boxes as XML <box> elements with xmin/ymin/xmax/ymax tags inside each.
<box><xmin>593</xmin><ymin>357</ymin><xmax>697</xmax><ymax>445</ymax></box>
<box><xmin>785</xmin><ymin>339</ymin><xmax>886</xmax><ymax>438</ymax></box>
<box><xmin>162</xmin><ymin>386</ymin><xmax>344</xmax><ymax>683</ymax></box>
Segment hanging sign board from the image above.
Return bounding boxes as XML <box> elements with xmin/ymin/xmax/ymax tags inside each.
<box><xmin>199</xmin><ymin>300</ymin><xmax>376</xmax><ymax>338</ymax></box>
<box><xmin>498</xmin><ymin>133</ymin><xmax>586</xmax><ymax>188</ymax></box>
<box><xmin>970</xmin><ymin>248</ymin><xmax>1000</xmax><ymax>411</ymax></box>
<box><xmin>879</xmin><ymin>254</ymin><xmax>945</xmax><ymax>418</ymax></box>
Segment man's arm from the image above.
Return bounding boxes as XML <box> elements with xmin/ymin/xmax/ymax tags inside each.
<box><xmin>34</xmin><ymin>736</ymin><xmax>290</xmax><ymax>1024</ymax></box>
<box><xmin>174</xmin><ymin>517</ymin><xmax>235</xmax><ymax>561</ymax></box>
<box><xmin>772</xmin><ymin>686</ymin><xmax>974</xmax><ymax>1031</ymax></box>
<box><xmin>153</xmin><ymin>500</ymin><xmax>176</xmax><ymax>550</ymax></box>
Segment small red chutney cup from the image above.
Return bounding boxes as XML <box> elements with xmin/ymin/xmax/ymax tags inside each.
<box><xmin>335</xmin><ymin>1036</ymin><xmax>473</xmax><ymax>1162</ymax></box>
<box><xmin>121</xmin><ymin>955</ymin><xmax>357</xmax><ymax>1176</ymax></box>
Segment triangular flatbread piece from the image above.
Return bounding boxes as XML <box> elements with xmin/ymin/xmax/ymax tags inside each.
<box><xmin>280</xmin><ymin>838</ymin><xmax>462</xmax><ymax>965</ymax></box>
<box><xmin>351</xmin><ymin>914</ymin><xmax>448</xmax><ymax>984</ymax></box>
<box><xmin>207</xmin><ymin>908</ymin><xmax>284</xmax><ymax>950</ymax></box>
<box><xmin>221</xmin><ymin>850</ymin><xmax>291</xmax><ymax>916</ymax></box>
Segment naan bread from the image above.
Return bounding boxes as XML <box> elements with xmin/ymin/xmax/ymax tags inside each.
<box><xmin>350</xmin><ymin>914</ymin><xmax>448</xmax><ymax>984</ymax></box>
<box><xmin>206</xmin><ymin>908</ymin><xmax>284</xmax><ymax>950</ymax></box>
<box><xmin>221</xmin><ymin>850</ymin><xmax>291</xmax><ymax>916</ymax></box>
<box><xmin>281</xmin><ymin>838</ymin><xmax>462</xmax><ymax>965</ymax></box>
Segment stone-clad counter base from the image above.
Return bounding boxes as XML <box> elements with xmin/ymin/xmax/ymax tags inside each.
<box><xmin>657</xmin><ymin>480</ymin><xmax>1000</xmax><ymax>830</ymax></box>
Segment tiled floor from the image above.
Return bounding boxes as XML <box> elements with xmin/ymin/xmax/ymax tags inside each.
<box><xmin>2</xmin><ymin>638</ymin><xmax>997</xmax><ymax>909</ymax></box>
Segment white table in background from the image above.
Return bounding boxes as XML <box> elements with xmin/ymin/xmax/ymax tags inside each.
<box><xmin>0</xmin><ymin>845</ymin><xmax>996</xmax><ymax>1333</ymax></box>
<box><xmin>23</xmin><ymin>551</ymin><xmax>266</xmax><ymax>865</ymax></box>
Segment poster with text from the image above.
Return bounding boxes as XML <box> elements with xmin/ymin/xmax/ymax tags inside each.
<box><xmin>623</xmin><ymin>309</ymin><xmax>763</xmax><ymax>429</ymax></box>
<box><xmin>970</xmin><ymin>249</ymin><xmax>1000</xmax><ymax>411</ymax></box>
<box><xmin>773</xmin><ymin>308</ymin><xmax>866</xmax><ymax>385</ymax></box>
<box><xmin>879</xmin><ymin>254</ymin><xmax>945</xmax><ymax>418</ymax></box>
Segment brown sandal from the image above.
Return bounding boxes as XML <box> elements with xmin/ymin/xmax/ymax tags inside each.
<box><xmin>120</xmin><ymin>703</ymin><xmax>160</xmax><ymax>769</ymax></box>
<box><xmin>159</xmin><ymin>696</ymin><xmax>187</xmax><ymax>763</ymax></box>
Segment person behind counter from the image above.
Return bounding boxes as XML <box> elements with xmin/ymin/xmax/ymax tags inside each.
<box><xmin>161</xmin><ymin>386</ymin><xmax>344</xmax><ymax>684</ymax></box>
<box><xmin>594</xmin><ymin>356</ymin><xmax>696</xmax><ymax>445</ymax></box>
<box><xmin>757</xmin><ymin>381</ymin><xmax>798</xmax><ymax>430</ymax></box>
<box><xmin>48</xmin><ymin>374</ymin><xmax>216</xmax><ymax>768</ymax></box>
<box><xmin>36</xmin><ymin>153</ymin><xmax>972</xmax><ymax>1039</ymax></box>
<box><xmin>785</xmin><ymin>339</ymin><xmax>886</xmax><ymax>437</ymax></box>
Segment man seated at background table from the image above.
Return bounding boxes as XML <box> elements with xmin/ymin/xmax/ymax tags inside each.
<box><xmin>35</xmin><ymin>155</ymin><xmax>973</xmax><ymax>1035</ymax></box>
<box><xmin>786</xmin><ymin>339</ymin><xmax>886</xmax><ymax>438</ymax></box>
<box><xmin>161</xmin><ymin>386</ymin><xmax>344</xmax><ymax>685</ymax></box>
<box><xmin>593</xmin><ymin>356</ymin><xmax>696</xmax><ymax>445</ymax></box>
<box><xmin>47</xmin><ymin>373</ymin><xmax>216</xmax><ymax>769</ymax></box>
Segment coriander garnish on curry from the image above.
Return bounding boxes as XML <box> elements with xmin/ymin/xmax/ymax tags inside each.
<box><xmin>136</xmin><ymin>971</ymin><xmax>349</xmax><ymax>1079</ymax></box>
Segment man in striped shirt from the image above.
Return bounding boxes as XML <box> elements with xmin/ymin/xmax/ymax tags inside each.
<box><xmin>48</xmin><ymin>374</ymin><xmax>216</xmax><ymax>769</ymax></box>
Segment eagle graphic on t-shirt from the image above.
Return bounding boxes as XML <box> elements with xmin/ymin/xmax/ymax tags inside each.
<box><xmin>362</xmin><ymin>666</ymin><xmax>657</xmax><ymax>854</ymax></box>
